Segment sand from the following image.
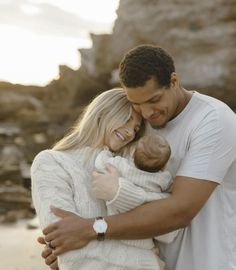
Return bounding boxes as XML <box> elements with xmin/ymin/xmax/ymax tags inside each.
<box><xmin>0</xmin><ymin>219</ymin><xmax>48</xmax><ymax>270</ymax></box>
<box><xmin>0</xmin><ymin>218</ymin><xmax>164</xmax><ymax>270</ymax></box>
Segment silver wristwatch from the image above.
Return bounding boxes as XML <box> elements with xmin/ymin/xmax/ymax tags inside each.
<box><xmin>93</xmin><ymin>217</ymin><xmax>108</xmax><ymax>241</ymax></box>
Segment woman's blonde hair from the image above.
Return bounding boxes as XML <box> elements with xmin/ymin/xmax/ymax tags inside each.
<box><xmin>53</xmin><ymin>88</ymin><xmax>144</xmax><ymax>152</ymax></box>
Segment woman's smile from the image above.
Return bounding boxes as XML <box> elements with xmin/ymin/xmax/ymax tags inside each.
<box><xmin>115</xmin><ymin>131</ymin><xmax>125</xmax><ymax>141</ymax></box>
<box><xmin>106</xmin><ymin>110</ymin><xmax>142</xmax><ymax>152</ymax></box>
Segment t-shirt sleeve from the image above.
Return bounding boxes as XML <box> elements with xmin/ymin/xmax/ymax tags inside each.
<box><xmin>177</xmin><ymin>106</ymin><xmax>236</xmax><ymax>183</ymax></box>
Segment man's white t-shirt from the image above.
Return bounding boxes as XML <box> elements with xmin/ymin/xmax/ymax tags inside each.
<box><xmin>153</xmin><ymin>92</ymin><xmax>236</xmax><ymax>270</ymax></box>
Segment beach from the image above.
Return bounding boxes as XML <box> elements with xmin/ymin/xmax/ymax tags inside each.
<box><xmin>0</xmin><ymin>218</ymin><xmax>165</xmax><ymax>270</ymax></box>
<box><xmin>0</xmin><ymin>219</ymin><xmax>47</xmax><ymax>270</ymax></box>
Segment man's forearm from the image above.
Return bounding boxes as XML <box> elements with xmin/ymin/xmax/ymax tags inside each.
<box><xmin>42</xmin><ymin>197</ymin><xmax>186</xmax><ymax>256</ymax></box>
<box><xmin>43</xmin><ymin>177</ymin><xmax>217</xmax><ymax>255</ymax></box>
<box><xmin>101</xmin><ymin>176</ymin><xmax>218</xmax><ymax>240</ymax></box>
<box><xmin>104</xmin><ymin>196</ymin><xmax>187</xmax><ymax>240</ymax></box>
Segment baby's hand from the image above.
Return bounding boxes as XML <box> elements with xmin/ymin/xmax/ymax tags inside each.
<box><xmin>92</xmin><ymin>163</ymin><xmax>119</xmax><ymax>201</ymax></box>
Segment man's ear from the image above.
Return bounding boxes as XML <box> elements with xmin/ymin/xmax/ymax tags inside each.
<box><xmin>171</xmin><ymin>72</ymin><xmax>180</xmax><ymax>87</ymax></box>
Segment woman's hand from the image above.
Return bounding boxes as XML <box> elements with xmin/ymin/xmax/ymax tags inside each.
<box><xmin>43</xmin><ymin>207</ymin><xmax>95</xmax><ymax>256</ymax></box>
<box><xmin>37</xmin><ymin>236</ymin><xmax>58</xmax><ymax>269</ymax></box>
<box><xmin>92</xmin><ymin>163</ymin><xmax>120</xmax><ymax>201</ymax></box>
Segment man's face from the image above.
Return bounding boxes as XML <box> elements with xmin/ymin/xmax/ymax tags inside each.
<box><xmin>125</xmin><ymin>76</ymin><xmax>179</xmax><ymax>128</ymax></box>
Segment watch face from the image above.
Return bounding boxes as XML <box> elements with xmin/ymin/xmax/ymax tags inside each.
<box><xmin>93</xmin><ymin>219</ymin><xmax>108</xmax><ymax>233</ymax></box>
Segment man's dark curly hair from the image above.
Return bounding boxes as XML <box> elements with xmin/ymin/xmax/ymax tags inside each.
<box><xmin>119</xmin><ymin>44</ymin><xmax>175</xmax><ymax>88</ymax></box>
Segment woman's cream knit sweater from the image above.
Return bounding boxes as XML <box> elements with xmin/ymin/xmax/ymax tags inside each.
<box><xmin>31</xmin><ymin>148</ymin><xmax>161</xmax><ymax>270</ymax></box>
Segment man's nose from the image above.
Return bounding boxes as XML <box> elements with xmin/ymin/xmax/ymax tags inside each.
<box><xmin>139</xmin><ymin>104</ymin><xmax>154</xmax><ymax>119</ymax></box>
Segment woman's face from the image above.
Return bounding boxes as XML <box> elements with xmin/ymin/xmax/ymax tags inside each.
<box><xmin>106</xmin><ymin>110</ymin><xmax>142</xmax><ymax>152</ymax></box>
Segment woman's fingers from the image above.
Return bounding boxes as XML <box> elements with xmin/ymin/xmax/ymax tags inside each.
<box><xmin>37</xmin><ymin>232</ymin><xmax>59</xmax><ymax>269</ymax></box>
<box><xmin>40</xmin><ymin>241</ymin><xmax>58</xmax><ymax>269</ymax></box>
<box><xmin>49</xmin><ymin>259</ymin><xmax>59</xmax><ymax>270</ymax></box>
<box><xmin>37</xmin><ymin>236</ymin><xmax>46</xmax><ymax>245</ymax></box>
<box><xmin>45</xmin><ymin>252</ymin><xmax>57</xmax><ymax>265</ymax></box>
<box><xmin>41</xmin><ymin>245</ymin><xmax>53</xmax><ymax>259</ymax></box>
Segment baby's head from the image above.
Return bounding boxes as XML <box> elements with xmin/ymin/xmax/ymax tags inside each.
<box><xmin>133</xmin><ymin>134</ymin><xmax>171</xmax><ymax>173</ymax></box>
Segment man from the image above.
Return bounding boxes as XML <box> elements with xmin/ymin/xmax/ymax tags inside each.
<box><xmin>40</xmin><ymin>45</ymin><xmax>236</xmax><ymax>270</ymax></box>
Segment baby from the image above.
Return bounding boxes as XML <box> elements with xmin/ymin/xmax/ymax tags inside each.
<box><xmin>133</xmin><ymin>133</ymin><xmax>171</xmax><ymax>173</ymax></box>
<box><xmin>95</xmin><ymin>134</ymin><xmax>179</xmax><ymax>249</ymax></box>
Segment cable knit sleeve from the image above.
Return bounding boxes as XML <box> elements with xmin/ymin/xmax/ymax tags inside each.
<box><xmin>106</xmin><ymin>156</ymin><xmax>172</xmax><ymax>214</ymax></box>
<box><xmin>107</xmin><ymin>177</ymin><xmax>180</xmax><ymax>244</ymax></box>
<box><xmin>107</xmin><ymin>177</ymin><xmax>170</xmax><ymax>213</ymax></box>
<box><xmin>31</xmin><ymin>150</ymin><xmax>77</xmax><ymax>229</ymax></box>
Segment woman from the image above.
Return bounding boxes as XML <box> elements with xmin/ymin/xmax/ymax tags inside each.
<box><xmin>31</xmin><ymin>88</ymin><xmax>160</xmax><ymax>269</ymax></box>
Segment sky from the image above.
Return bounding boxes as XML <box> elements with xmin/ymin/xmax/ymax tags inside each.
<box><xmin>0</xmin><ymin>0</ymin><xmax>119</xmax><ymax>85</ymax></box>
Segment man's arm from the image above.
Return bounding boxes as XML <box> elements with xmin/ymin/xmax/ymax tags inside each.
<box><xmin>105</xmin><ymin>176</ymin><xmax>218</xmax><ymax>239</ymax></box>
<box><xmin>43</xmin><ymin>174</ymin><xmax>218</xmax><ymax>255</ymax></box>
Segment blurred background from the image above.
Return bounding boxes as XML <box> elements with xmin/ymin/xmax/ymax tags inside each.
<box><xmin>0</xmin><ymin>0</ymin><xmax>235</xmax><ymax>269</ymax></box>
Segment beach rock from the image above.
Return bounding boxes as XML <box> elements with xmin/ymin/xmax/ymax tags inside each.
<box><xmin>80</xmin><ymin>34</ymin><xmax>112</xmax><ymax>77</ymax></box>
<box><xmin>0</xmin><ymin>209</ymin><xmax>33</xmax><ymax>223</ymax></box>
<box><xmin>0</xmin><ymin>144</ymin><xmax>23</xmax><ymax>167</ymax></box>
<box><xmin>110</xmin><ymin>0</ymin><xmax>236</xmax><ymax>107</ymax></box>
<box><xmin>0</xmin><ymin>89</ymin><xmax>48</xmax><ymax>125</ymax></box>
<box><xmin>0</xmin><ymin>124</ymin><xmax>21</xmax><ymax>137</ymax></box>
<box><xmin>0</xmin><ymin>184</ymin><xmax>31</xmax><ymax>210</ymax></box>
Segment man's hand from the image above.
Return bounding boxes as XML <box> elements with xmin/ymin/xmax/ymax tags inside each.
<box><xmin>43</xmin><ymin>207</ymin><xmax>95</xmax><ymax>255</ymax></box>
<box><xmin>92</xmin><ymin>163</ymin><xmax>120</xmax><ymax>201</ymax></box>
<box><xmin>37</xmin><ymin>237</ymin><xmax>58</xmax><ymax>269</ymax></box>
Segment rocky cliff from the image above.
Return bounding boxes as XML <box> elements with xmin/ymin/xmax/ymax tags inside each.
<box><xmin>0</xmin><ymin>0</ymin><xmax>235</xmax><ymax>222</ymax></box>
